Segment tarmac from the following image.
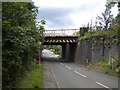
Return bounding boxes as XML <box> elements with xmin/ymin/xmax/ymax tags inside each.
<box><xmin>43</xmin><ymin>61</ymin><xmax>58</xmax><ymax>88</ymax></box>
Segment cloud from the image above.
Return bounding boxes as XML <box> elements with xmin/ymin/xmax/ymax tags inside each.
<box><xmin>37</xmin><ymin>7</ymin><xmax>76</xmax><ymax>29</ymax></box>
<box><xmin>37</xmin><ymin>7</ymin><xmax>72</xmax><ymax>21</ymax></box>
<box><xmin>37</xmin><ymin>2</ymin><xmax>101</xmax><ymax>29</ymax></box>
<box><xmin>33</xmin><ymin>0</ymin><xmax>117</xmax><ymax>29</ymax></box>
<box><xmin>33</xmin><ymin>0</ymin><xmax>105</xmax><ymax>8</ymax></box>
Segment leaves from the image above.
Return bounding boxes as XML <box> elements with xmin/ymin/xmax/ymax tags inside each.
<box><xmin>95</xmin><ymin>2</ymin><xmax>116</xmax><ymax>30</ymax></box>
<box><xmin>2</xmin><ymin>2</ymin><xmax>44</xmax><ymax>87</ymax></box>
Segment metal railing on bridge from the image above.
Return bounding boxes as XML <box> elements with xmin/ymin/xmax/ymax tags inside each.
<box><xmin>42</xmin><ymin>29</ymin><xmax>80</xmax><ymax>36</ymax></box>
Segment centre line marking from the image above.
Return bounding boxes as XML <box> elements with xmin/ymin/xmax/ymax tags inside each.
<box><xmin>96</xmin><ymin>82</ymin><xmax>111</xmax><ymax>90</ymax></box>
<box><xmin>60</xmin><ymin>63</ymin><xmax>64</xmax><ymax>65</ymax></box>
<box><xmin>65</xmin><ymin>66</ymin><xmax>71</xmax><ymax>70</ymax></box>
<box><xmin>74</xmin><ymin>71</ymin><xmax>87</xmax><ymax>78</ymax></box>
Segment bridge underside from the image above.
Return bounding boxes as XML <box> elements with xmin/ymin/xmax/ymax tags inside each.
<box><xmin>42</xmin><ymin>36</ymin><xmax>78</xmax><ymax>45</ymax></box>
<box><xmin>42</xmin><ymin>36</ymin><xmax>78</xmax><ymax>62</ymax></box>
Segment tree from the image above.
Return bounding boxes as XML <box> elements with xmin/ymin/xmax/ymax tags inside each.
<box><xmin>2</xmin><ymin>2</ymin><xmax>45</xmax><ymax>87</ymax></box>
<box><xmin>112</xmin><ymin>13</ymin><xmax>120</xmax><ymax>26</ymax></box>
<box><xmin>96</xmin><ymin>2</ymin><xmax>116</xmax><ymax>30</ymax></box>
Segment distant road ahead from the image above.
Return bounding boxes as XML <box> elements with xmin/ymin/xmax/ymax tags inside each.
<box><xmin>42</xmin><ymin>49</ymin><xmax>119</xmax><ymax>89</ymax></box>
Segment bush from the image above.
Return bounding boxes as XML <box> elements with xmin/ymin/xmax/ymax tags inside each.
<box><xmin>2</xmin><ymin>2</ymin><xmax>44</xmax><ymax>87</ymax></box>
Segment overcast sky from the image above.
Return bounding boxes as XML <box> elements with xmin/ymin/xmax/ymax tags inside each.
<box><xmin>32</xmin><ymin>0</ymin><xmax>118</xmax><ymax>30</ymax></box>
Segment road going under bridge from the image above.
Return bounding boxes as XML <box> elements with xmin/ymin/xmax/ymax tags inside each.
<box><xmin>42</xmin><ymin>29</ymin><xmax>80</xmax><ymax>62</ymax></box>
<box><xmin>42</xmin><ymin>29</ymin><xmax>119</xmax><ymax>88</ymax></box>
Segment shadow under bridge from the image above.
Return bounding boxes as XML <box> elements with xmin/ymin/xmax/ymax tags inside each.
<box><xmin>41</xmin><ymin>29</ymin><xmax>79</xmax><ymax>62</ymax></box>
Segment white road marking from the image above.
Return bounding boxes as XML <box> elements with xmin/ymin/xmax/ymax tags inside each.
<box><xmin>60</xmin><ymin>63</ymin><xmax>64</xmax><ymax>65</ymax></box>
<box><xmin>74</xmin><ymin>71</ymin><xmax>87</xmax><ymax>78</ymax></box>
<box><xmin>65</xmin><ymin>66</ymin><xmax>71</xmax><ymax>70</ymax></box>
<box><xmin>96</xmin><ymin>82</ymin><xmax>111</xmax><ymax>90</ymax></box>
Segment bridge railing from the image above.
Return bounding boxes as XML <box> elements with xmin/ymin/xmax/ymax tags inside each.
<box><xmin>43</xmin><ymin>29</ymin><xmax>80</xmax><ymax>36</ymax></box>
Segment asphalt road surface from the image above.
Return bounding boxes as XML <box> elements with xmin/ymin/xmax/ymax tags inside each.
<box><xmin>42</xmin><ymin>49</ymin><xmax>119</xmax><ymax>89</ymax></box>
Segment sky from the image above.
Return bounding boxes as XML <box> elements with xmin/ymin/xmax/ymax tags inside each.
<box><xmin>32</xmin><ymin>0</ymin><xmax>118</xmax><ymax>30</ymax></box>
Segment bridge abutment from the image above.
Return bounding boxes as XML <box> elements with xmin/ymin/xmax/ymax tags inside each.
<box><xmin>42</xmin><ymin>34</ymin><xmax>78</xmax><ymax>62</ymax></box>
<box><xmin>61</xmin><ymin>45</ymin><xmax>66</xmax><ymax>59</ymax></box>
<box><xmin>62</xmin><ymin>44</ymin><xmax>77</xmax><ymax>62</ymax></box>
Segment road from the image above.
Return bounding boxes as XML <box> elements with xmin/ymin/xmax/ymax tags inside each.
<box><xmin>42</xmin><ymin>49</ymin><xmax>119</xmax><ymax>89</ymax></box>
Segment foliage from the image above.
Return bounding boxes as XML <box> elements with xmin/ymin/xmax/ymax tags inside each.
<box><xmin>78</xmin><ymin>1</ymin><xmax>119</xmax><ymax>40</ymax></box>
<box><xmin>95</xmin><ymin>60</ymin><xmax>109</xmax><ymax>68</ymax></box>
<box><xmin>112</xmin><ymin>13</ymin><xmax>120</xmax><ymax>25</ymax></box>
<box><xmin>2</xmin><ymin>2</ymin><xmax>44</xmax><ymax>87</ymax></box>
<box><xmin>74</xmin><ymin>27</ymin><xmax>89</xmax><ymax>37</ymax></box>
<box><xmin>79</xmin><ymin>25</ymin><xmax>120</xmax><ymax>40</ymax></box>
<box><xmin>95</xmin><ymin>2</ymin><xmax>116</xmax><ymax>30</ymax></box>
<box><xmin>43</xmin><ymin>45</ymin><xmax>61</xmax><ymax>56</ymax></box>
<box><xmin>73</xmin><ymin>31</ymin><xmax>80</xmax><ymax>36</ymax></box>
<box><xmin>16</xmin><ymin>63</ymin><xmax>44</xmax><ymax>88</ymax></box>
<box><xmin>93</xmin><ymin>57</ymin><xmax>120</xmax><ymax>77</ymax></box>
<box><xmin>78</xmin><ymin>61</ymin><xmax>119</xmax><ymax>77</ymax></box>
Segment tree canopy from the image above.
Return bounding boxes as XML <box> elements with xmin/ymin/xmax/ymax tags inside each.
<box><xmin>2</xmin><ymin>2</ymin><xmax>44</xmax><ymax>87</ymax></box>
<box><xmin>96</xmin><ymin>2</ymin><xmax>117</xmax><ymax>30</ymax></box>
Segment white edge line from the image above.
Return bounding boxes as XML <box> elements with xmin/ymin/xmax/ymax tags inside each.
<box><xmin>74</xmin><ymin>71</ymin><xmax>87</xmax><ymax>78</ymax></box>
<box><xmin>65</xmin><ymin>66</ymin><xmax>71</xmax><ymax>70</ymax></box>
<box><xmin>96</xmin><ymin>82</ymin><xmax>111</xmax><ymax>89</ymax></box>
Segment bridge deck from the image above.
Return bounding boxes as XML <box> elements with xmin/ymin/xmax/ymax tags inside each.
<box><xmin>42</xmin><ymin>29</ymin><xmax>79</xmax><ymax>45</ymax></box>
<box><xmin>42</xmin><ymin>36</ymin><xmax>79</xmax><ymax>45</ymax></box>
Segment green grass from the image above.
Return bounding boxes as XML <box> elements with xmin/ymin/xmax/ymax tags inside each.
<box><xmin>104</xmin><ymin>69</ymin><xmax>119</xmax><ymax>77</ymax></box>
<box><xmin>16</xmin><ymin>62</ymin><xmax>44</xmax><ymax>88</ymax></box>
<box><xmin>95</xmin><ymin>61</ymin><xmax>109</xmax><ymax>68</ymax></box>
<box><xmin>77</xmin><ymin>61</ymin><xmax>119</xmax><ymax>78</ymax></box>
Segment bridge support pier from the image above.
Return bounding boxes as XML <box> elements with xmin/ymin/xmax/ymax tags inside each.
<box><xmin>61</xmin><ymin>45</ymin><xmax>66</xmax><ymax>59</ymax></box>
<box><xmin>62</xmin><ymin>44</ymin><xmax>77</xmax><ymax>62</ymax></box>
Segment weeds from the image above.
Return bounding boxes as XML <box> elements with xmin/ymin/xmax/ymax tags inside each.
<box><xmin>16</xmin><ymin>62</ymin><xmax>44</xmax><ymax>88</ymax></box>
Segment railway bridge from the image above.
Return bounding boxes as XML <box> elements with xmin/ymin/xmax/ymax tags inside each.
<box><xmin>41</xmin><ymin>29</ymin><xmax>80</xmax><ymax>61</ymax></box>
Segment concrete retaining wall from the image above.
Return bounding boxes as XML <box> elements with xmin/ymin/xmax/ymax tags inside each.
<box><xmin>74</xmin><ymin>36</ymin><xmax>120</xmax><ymax>64</ymax></box>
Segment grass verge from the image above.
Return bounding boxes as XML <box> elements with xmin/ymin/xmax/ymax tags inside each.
<box><xmin>16</xmin><ymin>62</ymin><xmax>44</xmax><ymax>88</ymax></box>
<box><xmin>76</xmin><ymin>62</ymin><xmax>119</xmax><ymax>78</ymax></box>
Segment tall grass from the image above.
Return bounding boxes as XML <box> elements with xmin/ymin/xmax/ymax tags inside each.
<box><xmin>15</xmin><ymin>62</ymin><xmax>44</xmax><ymax>88</ymax></box>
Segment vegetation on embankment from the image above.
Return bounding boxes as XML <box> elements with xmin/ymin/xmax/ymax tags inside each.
<box><xmin>2</xmin><ymin>2</ymin><xmax>45</xmax><ymax>88</ymax></box>
<box><xmin>76</xmin><ymin>59</ymin><xmax>120</xmax><ymax>78</ymax></box>
<box><xmin>92</xmin><ymin>60</ymin><xmax>120</xmax><ymax>77</ymax></box>
<box><xmin>43</xmin><ymin>45</ymin><xmax>61</xmax><ymax>57</ymax></box>
<box><xmin>79</xmin><ymin>25</ymin><xmax>120</xmax><ymax>40</ymax></box>
<box><xmin>77</xmin><ymin>2</ymin><xmax>120</xmax><ymax>40</ymax></box>
<box><xmin>15</xmin><ymin>62</ymin><xmax>44</xmax><ymax>88</ymax></box>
